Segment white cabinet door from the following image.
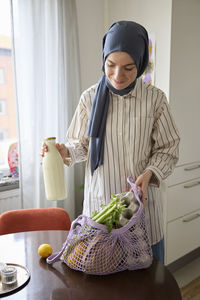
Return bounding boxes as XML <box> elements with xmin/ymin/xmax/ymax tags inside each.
<box><xmin>167</xmin><ymin>178</ymin><xmax>200</xmax><ymax>222</ymax></box>
<box><xmin>167</xmin><ymin>162</ymin><xmax>200</xmax><ymax>187</ymax></box>
<box><xmin>166</xmin><ymin>208</ymin><xmax>200</xmax><ymax>264</ymax></box>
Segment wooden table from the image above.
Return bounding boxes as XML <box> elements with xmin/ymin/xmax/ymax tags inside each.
<box><xmin>0</xmin><ymin>230</ymin><xmax>182</xmax><ymax>300</ymax></box>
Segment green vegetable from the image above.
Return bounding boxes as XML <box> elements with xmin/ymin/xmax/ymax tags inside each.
<box><xmin>92</xmin><ymin>195</ymin><xmax>126</xmax><ymax>232</ymax></box>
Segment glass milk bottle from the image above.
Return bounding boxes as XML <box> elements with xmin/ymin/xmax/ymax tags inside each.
<box><xmin>43</xmin><ymin>137</ymin><xmax>67</xmax><ymax>201</ymax></box>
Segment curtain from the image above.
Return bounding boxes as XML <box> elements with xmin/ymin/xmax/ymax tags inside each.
<box><xmin>11</xmin><ymin>0</ymin><xmax>81</xmax><ymax>220</ymax></box>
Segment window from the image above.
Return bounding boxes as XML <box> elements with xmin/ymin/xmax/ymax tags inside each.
<box><xmin>0</xmin><ymin>129</ymin><xmax>8</xmax><ymax>166</ymax></box>
<box><xmin>0</xmin><ymin>99</ymin><xmax>6</xmax><ymax>114</ymax></box>
<box><xmin>0</xmin><ymin>129</ymin><xmax>8</xmax><ymax>141</ymax></box>
<box><xmin>0</xmin><ymin>0</ymin><xmax>18</xmax><ymax>180</ymax></box>
<box><xmin>0</xmin><ymin>67</ymin><xmax>4</xmax><ymax>84</ymax></box>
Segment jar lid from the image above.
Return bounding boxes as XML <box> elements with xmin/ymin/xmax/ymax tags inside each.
<box><xmin>44</xmin><ymin>137</ymin><xmax>56</xmax><ymax>141</ymax></box>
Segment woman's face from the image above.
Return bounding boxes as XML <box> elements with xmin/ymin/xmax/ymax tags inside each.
<box><xmin>105</xmin><ymin>51</ymin><xmax>137</xmax><ymax>90</ymax></box>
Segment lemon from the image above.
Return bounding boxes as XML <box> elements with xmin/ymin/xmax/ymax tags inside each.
<box><xmin>38</xmin><ymin>243</ymin><xmax>53</xmax><ymax>258</ymax></box>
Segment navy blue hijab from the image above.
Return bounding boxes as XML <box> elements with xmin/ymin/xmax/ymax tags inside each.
<box><xmin>87</xmin><ymin>21</ymin><xmax>149</xmax><ymax>175</ymax></box>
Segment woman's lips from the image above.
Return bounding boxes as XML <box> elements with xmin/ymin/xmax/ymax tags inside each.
<box><xmin>114</xmin><ymin>79</ymin><xmax>125</xmax><ymax>85</ymax></box>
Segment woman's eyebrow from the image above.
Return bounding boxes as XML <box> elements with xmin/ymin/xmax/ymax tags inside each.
<box><xmin>125</xmin><ymin>62</ymin><xmax>136</xmax><ymax>66</ymax></box>
<box><xmin>106</xmin><ymin>59</ymin><xmax>115</xmax><ymax>64</ymax></box>
<box><xmin>107</xmin><ymin>59</ymin><xmax>136</xmax><ymax>66</ymax></box>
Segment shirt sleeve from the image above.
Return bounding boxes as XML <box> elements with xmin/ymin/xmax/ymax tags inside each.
<box><xmin>65</xmin><ymin>92</ymin><xmax>90</xmax><ymax>166</ymax></box>
<box><xmin>146</xmin><ymin>93</ymin><xmax>180</xmax><ymax>186</ymax></box>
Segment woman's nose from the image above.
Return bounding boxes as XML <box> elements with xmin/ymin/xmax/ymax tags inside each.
<box><xmin>114</xmin><ymin>67</ymin><xmax>123</xmax><ymax>79</ymax></box>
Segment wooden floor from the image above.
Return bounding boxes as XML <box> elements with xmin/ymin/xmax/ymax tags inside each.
<box><xmin>171</xmin><ymin>256</ymin><xmax>200</xmax><ymax>300</ymax></box>
<box><xmin>181</xmin><ymin>276</ymin><xmax>200</xmax><ymax>300</ymax></box>
<box><xmin>172</xmin><ymin>256</ymin><xmax>200</xmax><ymax>288</ymax></box>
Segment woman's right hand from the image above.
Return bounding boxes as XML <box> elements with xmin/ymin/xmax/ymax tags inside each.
<box><xmin>40</xmin><ymin>143</ymin><xmax>71</xmax><ymax>164</ymax></box>
<box><xmin>55</xmin><ymin>143</ymin><xmax>70</xmax><ymax>163</ymax></box>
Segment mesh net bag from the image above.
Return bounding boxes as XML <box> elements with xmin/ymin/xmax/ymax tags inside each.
<box><xmin>47</xmin><ymin>177</ymin><xmax>153</xmax><ymax>275</ymax></box>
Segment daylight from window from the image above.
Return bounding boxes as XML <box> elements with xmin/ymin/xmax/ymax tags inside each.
<box><xmin>0</xmin><ymin>0</ymin><xmax>18</xmax><ymax>179</ymax></box>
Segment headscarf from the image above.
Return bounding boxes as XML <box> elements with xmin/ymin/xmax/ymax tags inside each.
<box><xmin>87</xmin><ymin>21</ymin><xmax>149</xmax><ymax>175</ymax></box>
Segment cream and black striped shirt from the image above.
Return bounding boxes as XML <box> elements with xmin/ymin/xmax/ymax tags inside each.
<box><xmin>66</xmin><ymin>78</ymin><xmax>180</xmax><ymax>245</ymax></box>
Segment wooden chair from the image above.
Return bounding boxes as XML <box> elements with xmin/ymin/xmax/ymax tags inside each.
<box><xmin>0</xmin><ymin>207</ymin><xmax>71</xmax><ymax>235</ymax></box>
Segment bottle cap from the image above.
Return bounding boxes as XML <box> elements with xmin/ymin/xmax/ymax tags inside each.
<box><xmin>44</xmin><ymin>137</ymin><xmax>56</xmax><ymax>141</ymax></box>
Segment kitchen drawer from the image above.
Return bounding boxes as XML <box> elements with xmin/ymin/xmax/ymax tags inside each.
<box><xmin>167</xmin><ymin>162</ymin><xmax>200</xmax><ymax>186</ymax></box>
<box><xmin>167</xmin><ymin>177</ymin><xmax>200</xmax><ymax>221</ymax></box>
<box><xmin>166</xmin><ymin>208</ymin><xmax>200</xmax><ymax>264</ymax></box>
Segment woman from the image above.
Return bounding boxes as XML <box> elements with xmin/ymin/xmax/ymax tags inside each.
<box><xmin>42</xmin><ymin>21</ymin><xmax>180</xmax><ymax>263</ymax></box>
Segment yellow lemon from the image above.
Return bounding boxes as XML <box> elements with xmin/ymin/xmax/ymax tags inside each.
<box><xmin>38</xmin><ymin>243</ymin><xmax>53</xmax><ymax>258</ymax></box>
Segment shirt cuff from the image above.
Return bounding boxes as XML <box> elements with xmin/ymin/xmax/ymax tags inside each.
<box><xmin>145</xmin><ymin>166</ymin><xmax>163</xmax><ymax>187</ymax></box>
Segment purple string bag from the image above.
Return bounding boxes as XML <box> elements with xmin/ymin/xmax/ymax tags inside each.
<box><xmin>47</xmin><ymin>176</ymin><xmax>153</xmax><ymax>275</ymax></box>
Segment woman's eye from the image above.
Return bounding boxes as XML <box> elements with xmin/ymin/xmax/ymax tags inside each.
<box><xmin>107</xmin><ymin>64</ymin><xmax>114</xmax><ymax>68</ymax></box>
<box><xmin>125</xmin><ymin>66</ymin><xmax>136</xmax><ymax>71</ymax></box>
<box><xmin>125</xmin><ymin>68</ymin><xmax>134</xmax><ymax>71</ymax></box>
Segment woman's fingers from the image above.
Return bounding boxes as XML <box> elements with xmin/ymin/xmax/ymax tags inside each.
<box><xmin>142</xmin><ymin>194</ymin><xmax>147</xmax><ymax>206</ymax></box>
<box><xmin>135</xmin><ymin>170</ymin><xmax>152</xmax><ymax>206</ymax></box>
<box><xmin>55</xmin><ymin>143</ymin><xmax>61</xmax><ymax>150</ymax></box>
<box><xmin>40</xmin><ymin>143</ymin><xmax>48</xmax><ymax>158</ymax></box>
<box><xmin>56</xmin><ymin>143</ymin><xmax>70</xmax><ymax>162</ymax></box>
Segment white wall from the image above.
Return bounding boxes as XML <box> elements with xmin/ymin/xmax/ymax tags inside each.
<box><xmin>76</xmin><ymin>0</ymin><xmax>172</xmax><ymax>98</ymax></box>
<box><xmin>104</xmin><ymin>0</ymin><xmax>172</xmax><ymax>98</ymax></box>
<box><xmin>169</xmin><ymin>0</ymin><xmax>200</xmax><ymax>165</ymax></box>
<box><xmin>75</xmin><ymin>0</ymin><xmax>105</xmax><ymax>93</ymax></box>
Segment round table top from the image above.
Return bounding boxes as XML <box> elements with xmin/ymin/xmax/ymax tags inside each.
<box><xmin>0</xmin><ymin>230</ymin><xmax>182</xmax><ymax>300</ymax></box>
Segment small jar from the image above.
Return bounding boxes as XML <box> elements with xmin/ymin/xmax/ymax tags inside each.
<box><xmin>1</xmin><ymin>266</ymin><xmax>17</xmax><ymax>285</ymax></box>
<box><xmin>0</xmin><ymin>263</ymin><xmax>6</xmax><ymax>281</ymax></box>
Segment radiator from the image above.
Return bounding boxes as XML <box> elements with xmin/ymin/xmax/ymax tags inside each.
<box><xmin>0</xmin><ymin>189</ymin><xmax>21</xmax><ymax>214</ymax></box>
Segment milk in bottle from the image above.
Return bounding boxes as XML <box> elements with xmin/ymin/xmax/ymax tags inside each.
<box><xmin>43</xmin><ymin>137</ymin><xmax>67</xmax><ymax>200</ymax></box>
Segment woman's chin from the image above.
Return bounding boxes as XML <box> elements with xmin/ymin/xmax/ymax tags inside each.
<box><xmin>112</xmin><ymin>82</ymin><xmax>127</xmax><ymax>90</ymax></box>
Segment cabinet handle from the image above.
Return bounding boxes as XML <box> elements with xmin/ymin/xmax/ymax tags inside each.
<box><xmin>183</xmin><ymin>181</ymin><xmax>200</xmax><ymax>188</ymax></box>
<box><xmin>184</xmin><ymin>164</ymin><xmax>200</xmax><ymax>171</ymax></box>
<box><xmin>182</xmin><ymin>213</ymin><xmax>200</xmax><ymax>223</ymax></box>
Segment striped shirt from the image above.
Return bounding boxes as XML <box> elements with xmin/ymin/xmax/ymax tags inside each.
<box><xmin>66</xmin><ymin>78</ymin><xmax>180</xmax><ymax>245</ymax></box>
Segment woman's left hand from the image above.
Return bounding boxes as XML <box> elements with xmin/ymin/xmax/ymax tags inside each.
<box><xmin>135</xmin><ymin>170</ymin><xmax>153</xmax><ymax>206</ymax></box>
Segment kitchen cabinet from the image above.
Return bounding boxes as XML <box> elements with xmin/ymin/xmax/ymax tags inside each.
<box><xmin>165</xmin><ymin>0</ymin><xmax>200</xmax><ymax>265</ymax></box>
<box><xmin>165</xmin><ymin>162</ymin><xmax>200</xmax><ymax>264</ymax></box>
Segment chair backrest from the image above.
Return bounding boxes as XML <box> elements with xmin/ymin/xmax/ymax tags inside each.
<box><xmin>0</xmin><ymin>207</ymin><xmax>71</xmax><ymax>235</ymax></box>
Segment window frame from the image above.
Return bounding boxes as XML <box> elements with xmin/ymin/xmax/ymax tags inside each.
<box><xmin>0</xmin><ymin>67</ymin><xmax>5</xmax><ymax>84</ymax></box>
<box><xmin>0</xmin><ymin>99</ymin><xmax>7</xmax><ymax>114</ymax></box>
